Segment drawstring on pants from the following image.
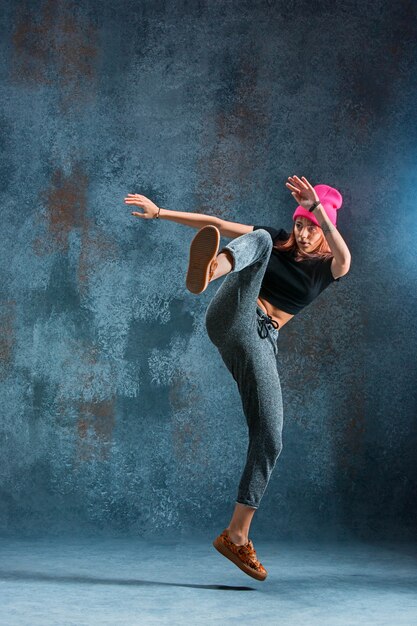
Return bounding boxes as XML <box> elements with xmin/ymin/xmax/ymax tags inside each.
<box><xmin>257</xmin><ymin>312</ymin><xmax>279</xmax><ymax>339</ymax></box>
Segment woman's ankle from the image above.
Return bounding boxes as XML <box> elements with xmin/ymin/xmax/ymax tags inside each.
<box><xmin>226</xmin><ymin>526</ymin><xmax>249</xmax><ymax>545</ymax></box>
<box><xmin>211</xmin><ymin>251</ymin><xmax>233</xmax><ymax>280</ymax></box>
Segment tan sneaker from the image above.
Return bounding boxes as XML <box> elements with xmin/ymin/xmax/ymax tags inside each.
<box><xmin>213</xmin><ymin>529</ymin><xmax>268</xmax><ymax>581</ymax></box>
<box><xmin>186</xmin><ymin>225</ymin><xmax>220</xmax><ymax>294</ymax></box>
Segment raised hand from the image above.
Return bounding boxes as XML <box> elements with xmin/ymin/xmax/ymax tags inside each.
<box><xmin>285</xmin><ymin>176</ymin><xmax>320</xmax><ymax>209</ymax></box>
<box><xmin>124</xmin><ymin>194</ymin><xmax>160</xmax><ymax>219</ymax></box>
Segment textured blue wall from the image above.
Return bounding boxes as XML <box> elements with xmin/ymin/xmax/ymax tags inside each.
<box><xmin>0</xmin><ymin>0</ymin><xmax>416</xmax><ymax>539</ymax></box>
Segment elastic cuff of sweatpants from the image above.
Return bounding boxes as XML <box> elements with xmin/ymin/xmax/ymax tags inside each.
<box><xmin>218</xmin><ymin>246</ymin><xmax>237</xmax><ymax>271</ymax></box>
<box><xmin>220</xmin><ymin>244</ymin><xmax>250</xmax><ymax>274</ymax></box>
<box><xmin>236</xmin><ymin>499</ymin><xmax>259</xmax><ymax>510</ymax></box>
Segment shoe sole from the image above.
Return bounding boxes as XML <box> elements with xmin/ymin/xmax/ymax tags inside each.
<box><xmin>186</xmin><ymin>226</ymin><xmax>220</xmax><ymax>294</ymax></box>
<box><xmin>212</xmin><ymin>536</ymin><xmax>267</xmax><ymax>581</ymax></box>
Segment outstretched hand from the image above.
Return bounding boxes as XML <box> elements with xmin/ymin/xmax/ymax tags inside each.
<box><xmin>124</xmin><ymin>194</ymin><xmax>160</xmax><ymax>219</ymax></box>
<box><xmin>285</xmin><ymin>176</ymin><xmax>320</xmax><ymax>209</ymax></box>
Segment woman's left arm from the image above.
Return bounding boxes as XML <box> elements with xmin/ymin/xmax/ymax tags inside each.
<box><xmin>311</xmin><ymin>205</ymin><xmax>351</xmax><ymax>269</ymax></box>
<box><xmin>286</xmin><ymin>175</ymin><xmax>351</xmax><ymax>270</ymax></box>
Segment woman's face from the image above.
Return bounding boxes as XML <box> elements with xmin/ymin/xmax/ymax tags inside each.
<box><xmin>294</xmin><ymin>218</ymin><xmax>323</xmax><ymax>251</ymax></box>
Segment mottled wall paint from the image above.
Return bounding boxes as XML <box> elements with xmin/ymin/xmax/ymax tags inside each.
<box><xmin>0</xmin><ymin>0</ymin><xmax>416</xmax><ymax>539</ymax></box>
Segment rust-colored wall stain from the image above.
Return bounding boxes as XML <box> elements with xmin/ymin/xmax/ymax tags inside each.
<box><xmin>195</xmin><ymin>56</ymin><xmax>269</xmax><ymax>218</ymax></box>
<box><xmin>335</xmin><ymin>0</ymin><xmax>415</xmax><ymax>140</ymax></box>
<box><xmin>172</xmin><ymin>420</ymin><xmax>203</xmax><ymax>462</ymax></box>
<box><xmin>75</xmin><ymin>398</ymin><xmax>116</xmax><ymax>463</ymax></box>
<box><xmin>169</xmin><ymin>368</ymin><xmax>201</xmax><ymax>412</ymax></box>
<box><xmin>34</xmin><ymin>163</ymin><xmax>89</xmax><ymax>254</ymax></box>
<box><xmin>11</xmin><ymin>0</ymin><xmax>98</xmax><ymax>113</ymax></box>
<box><xmin>0</xmin><ymin>300</ymin><xmax>16</xmax><ymax>380</ymax></box>
<box><xmin>53</xmin><ymin>340</ymin><xmax>117</xmax><ymax>460</ymax></box>
<box><xmin>169</xmin><ymin>367</ymin><xmax>204</xmax><ymax>462</ymax></box>
<box><xmin>33</xmin><ymin>162</ymin><xmax>119</xmax><ymax>292</ymax></box>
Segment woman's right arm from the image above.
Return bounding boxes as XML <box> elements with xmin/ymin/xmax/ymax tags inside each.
<box><xmin>124</xmin><ymin>194</ymin><xmax>254</xmax><ymax>239</ymax></box>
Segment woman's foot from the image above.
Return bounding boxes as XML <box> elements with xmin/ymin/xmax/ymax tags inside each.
<box><xmin>186</xmin><ymin>225</ymin><xmax>220</xmax><ymax>294</ymax></box>
<box><xmin>213</xmin><ymin>529</ymin><xmax>268</xmax><ymax>581</ymax></box>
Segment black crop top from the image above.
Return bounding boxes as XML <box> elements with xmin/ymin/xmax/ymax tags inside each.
<box><xmin>253</xmin><ymin>225</ymin><xmax>342</xmax><ymax>314</ymax></box>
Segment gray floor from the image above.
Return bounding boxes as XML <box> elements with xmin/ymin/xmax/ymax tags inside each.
<box><xmin>1</xmin><ymin>535</ymin><xmax>416</xmax><ymax>625</ymax></box>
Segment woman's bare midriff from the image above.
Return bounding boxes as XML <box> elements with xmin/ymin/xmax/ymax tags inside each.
<box><xmin>256</xmin><ymin>296</ymin><xmax>294</xmax><ymax>330</ymax></box>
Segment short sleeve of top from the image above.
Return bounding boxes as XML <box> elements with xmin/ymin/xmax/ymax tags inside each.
<box><xmin>317</xmin><ymin>255</ymin><xmax>341</xmax><ymax>287</ymax></box>
<box><xmin>253</xmin><ymin>225</ymin><xmax>288</xmax><ymax>243</ymax></box>
<box><xmin>252</xmin><ymin>225</ymin><xmax>342</xmax><ymax>314</ymax></box>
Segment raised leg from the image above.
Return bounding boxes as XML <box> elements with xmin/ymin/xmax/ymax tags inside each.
<box><xmin>205</xmin><ymin>228</ymin><xmax>273</xmax><ymax>345</ymax></box>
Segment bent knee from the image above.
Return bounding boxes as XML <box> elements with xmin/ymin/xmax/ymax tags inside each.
<box><xmin>254</xmin><ymin>228</ymin><xmax>274</xmax><ymax>252</ymax></box>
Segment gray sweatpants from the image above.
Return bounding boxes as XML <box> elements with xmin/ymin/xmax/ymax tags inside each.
<box><xmin>204</xmin><ymin>228</ymin><xmax>284</xmax><ymax>509</ymax></box>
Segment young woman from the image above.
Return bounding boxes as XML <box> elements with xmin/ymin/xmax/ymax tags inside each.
<box><xmin>125</xmin><ymin>175</ymin><xmax>351</xmax><ymax>582</ymax></box>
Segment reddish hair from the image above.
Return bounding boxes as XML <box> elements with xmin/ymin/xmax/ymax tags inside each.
<box><xmin>274</xmin><ymin>223</ymin><xmax>333</xmax><ymax>263</ymax></box>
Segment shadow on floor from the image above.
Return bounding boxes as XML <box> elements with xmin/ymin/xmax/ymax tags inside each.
<box><xmin>0</xmin><ymin>570</ymin><xmax>255</xmax><ymax>591</ymax></box>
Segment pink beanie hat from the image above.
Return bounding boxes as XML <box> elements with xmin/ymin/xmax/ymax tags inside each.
<box><xmin>292</xmin><ymin>184</ymin><xmax>343</xmax><ymax>228</ymax></box>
